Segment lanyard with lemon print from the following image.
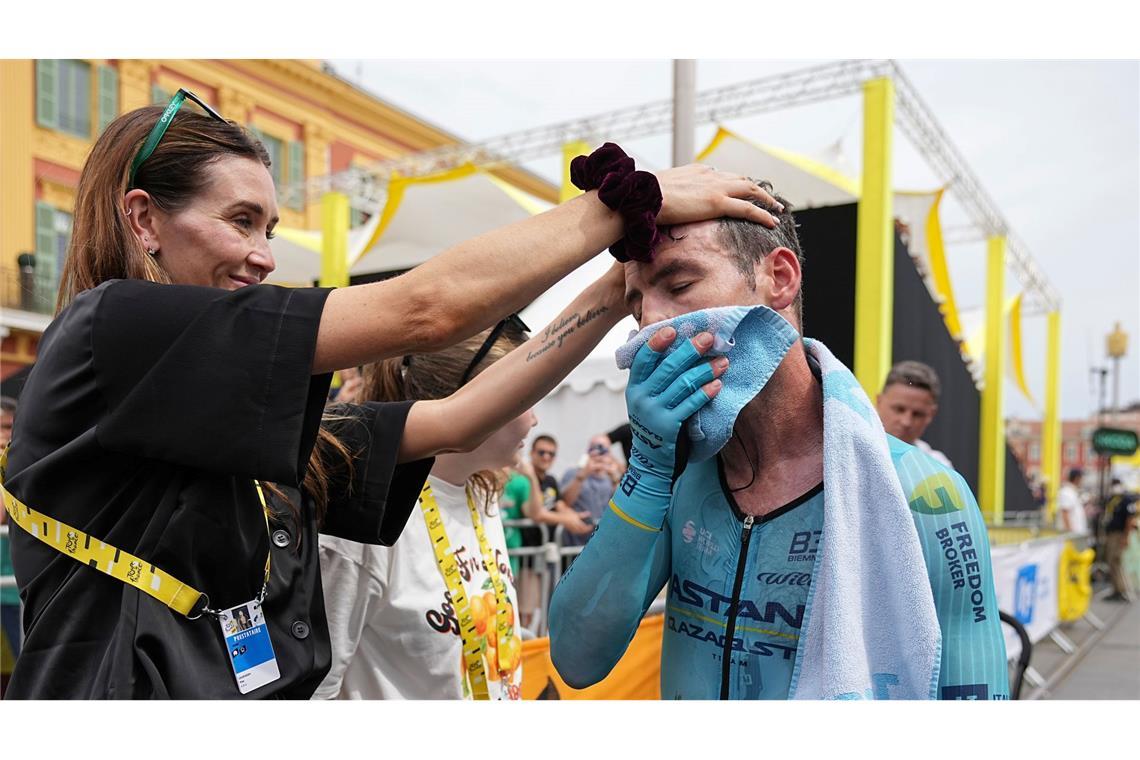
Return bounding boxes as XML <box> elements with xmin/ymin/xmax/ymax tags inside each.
<box><xmin>418</xmin><ymin>481</ymin><xmax>522</xmax><ymax>699</ymax></box>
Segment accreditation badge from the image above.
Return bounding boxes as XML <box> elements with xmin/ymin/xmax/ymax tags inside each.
<box><xmin>218</xmin><ymin>599</ymin><xmax>280</xmax><ymax>694</ymax></box>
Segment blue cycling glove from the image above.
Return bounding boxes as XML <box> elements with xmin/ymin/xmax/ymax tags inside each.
<box><xmin>610</xmin><ymin>332</ymin><xmax>722</xmax><ymax>532</ymax></box>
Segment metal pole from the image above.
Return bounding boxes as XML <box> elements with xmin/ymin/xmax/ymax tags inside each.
<box><xmin>1113</xmin><ymin>356</ymin><xmax>1121</xmax><ymax>422</ymax></box>
<box><xmin>1095</xmin><ymin>367</ymin><xmax>1109</xmax><ymax>544</ymax></box>
<box><xmin>979</xmin><ymin>236</ymin><xmax>1008</xmax><ymax>525</ymax></box>
<box><xmin>672</xmin><ymin>59</ymin><xmax>696</xmax><ymax>167</ymax></box>
<box><xmin>1043</xmin><ymin>311</ymin><xmax>1062</xmax><ymax>526</ymax></box>
<box><xmin>854</xmin><ymin>77</ymin><xmax>896</xmax><ymax>398</ymax></box>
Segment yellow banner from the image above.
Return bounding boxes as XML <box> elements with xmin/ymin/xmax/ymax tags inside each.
<box><xmin>1008</xmin><ymin>293</ymin><xmax>1038</xmax><ymax>408</ymax></box>
<box><xmin>923</xmin><ymin>188</ymin><xmax>964</xmax><ymax>340</ymax></box>
<box><xmin>521</xmin><ymin>614</ymin><xmax>663</xmax><ymax>700</ymax></box>
<box><xmin>1057</xmin><ymin>541</ymin><xmax>1095</xmax><ymax>622</ymax></box>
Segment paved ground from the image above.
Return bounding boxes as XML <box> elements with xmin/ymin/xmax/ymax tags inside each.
<box><xmin>1033</xmin><ymin>588</ymin><xmax>1140</xmax><ymax>700</ymax></box>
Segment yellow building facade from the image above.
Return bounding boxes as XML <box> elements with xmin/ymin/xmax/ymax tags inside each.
<box><xmin>0</xmin><ymin>58</ymin><xmax>555</xmax><ymax>380</ymax></box>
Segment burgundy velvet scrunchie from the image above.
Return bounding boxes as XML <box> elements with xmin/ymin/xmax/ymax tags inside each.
<box><xmin>570</xmin><ymin>142</ymin><xmax>663</xmax><ymax>262</ymax></box>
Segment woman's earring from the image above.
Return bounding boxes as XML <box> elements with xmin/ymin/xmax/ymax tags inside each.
<box><xmin>146</xmin><ymin>247</ymin><xmax>157</xmax><ymax>256</ymax></box>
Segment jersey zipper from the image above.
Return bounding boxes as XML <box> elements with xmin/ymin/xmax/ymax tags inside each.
<box><xmin>719</xmin><ymin>514</ymin><xmax>754</xmax><ymax>700</ymax></box>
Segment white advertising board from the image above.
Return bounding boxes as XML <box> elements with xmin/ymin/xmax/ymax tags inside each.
<box><xmin>990</xmin><ymin>539</ymin><xmax>1063</xmax><ymax>660</ymax></box>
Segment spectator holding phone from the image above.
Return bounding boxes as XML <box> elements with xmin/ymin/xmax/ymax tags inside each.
<box><xmin>559</xmin><ymin>434</ymin><xmax>624</xmax><ymax>547</ymax></box>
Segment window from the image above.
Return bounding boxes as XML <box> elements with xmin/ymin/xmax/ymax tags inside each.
<box><xmin>1064</xmin><ymin>441</ymin><xmax>1078</xmax><ymax>463</ymax></box>
<box><xmin>1029</xmin><ymin>442</ymin><xmax>1040</xmax><ymax>462</ymax></box>
<box><xmin>287</xmin><ymin>141</ymin><xmax>304</xmax><ymax>211</ymax></box>
<box><xmin>37</xmin><ymin>59</ymin><xmax>92</xmax><ymax>138</ymax></box>
<box><xmin>250</xmin><ymin>128</ymin><xmax>284</xmax><ymax>185</ymax></box>
<box><xmin>33</xmin><ymin>202</ymin><xmax>72</xmax><ymax>314</ymax></box>
<box><xmin>248</xmin><ymin>127</ymin><xmax>305</xmax><ymax>211</ymax></box>
<box><xmin>97</xmin><ymin>65</ymin><xmax>118</xmax><ymax>134</ymax></box>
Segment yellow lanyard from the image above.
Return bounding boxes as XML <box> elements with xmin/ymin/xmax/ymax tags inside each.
<box><xmin>418</xmin><ymin>480</ymin><xmax>513</xmax><ymax>700</ymax></box>
<box><xmin>0</xmin><ymin>446</ymin><xmax>271</xmax><ymax>619</ymax></box>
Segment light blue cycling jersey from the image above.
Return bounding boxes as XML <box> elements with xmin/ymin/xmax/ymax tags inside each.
<box><xmin>549</xmin><ymin>436</ymin><xmax>1010</xmax><ymax>700</ymax></box>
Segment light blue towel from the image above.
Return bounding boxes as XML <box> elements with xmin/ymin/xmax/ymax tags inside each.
<box><xmin>787</xmin><ymin>338</ymin><xmax>942</xmax><ymax>700</ymax></box>
<box><xmin>614</xmin><ymin>305</ymin><xmax>799</xmax><ymax>463</ymax></box>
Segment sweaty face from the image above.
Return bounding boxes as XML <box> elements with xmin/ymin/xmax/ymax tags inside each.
<box><xmin>875</xmin><ymin>384</ymin><xmax>938</xmax><ymax>444</ymax></box>
<box><xmin>623</xmin><ymin>221</ymin><xmax>765</xmax><ymax>328</ymax></box>
<box><xmin>151</xmin><ymin>156</ymin><xmax>279</xmax><ymax>290</ymax></box>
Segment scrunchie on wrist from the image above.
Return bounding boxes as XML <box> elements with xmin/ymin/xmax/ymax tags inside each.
<box><xmin>570</xmin><ymin>142</ymin><xmax>662</xmax><ymax>263</ymax></box>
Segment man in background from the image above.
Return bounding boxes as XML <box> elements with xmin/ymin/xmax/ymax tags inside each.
<box><xmin>560</xmin><ymin>434</ymin><xmax>624</xmax><ymax>547</ymax></box>
<box><xmin>876</xmin><ymin>360</ymin><xmax>952</xmax><ymax>467</ymax></box>
<box><xmin>1056</xmin><ymin>468</ymin><xmax>1089</xmax><ymax>535</ymax></box>
<box><xmin>501</xmin><ymin>435</ymin><xmax>593</xmax><ymax>627</ymax></box>
<box><xmin>1102</xmin><ymin>480</ymin><xmax>1138</xmax><ymax>602</ymax></box>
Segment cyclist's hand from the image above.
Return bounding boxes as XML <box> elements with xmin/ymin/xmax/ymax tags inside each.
<box><xmin>625</xmin><ymin>327</ymin><xmax>726</xmax><ymax>482</ymax></box>
<box><xmin>609</xmin><ymin>327</ymin><xmax>726</xmax><ymax>532</ymax></box>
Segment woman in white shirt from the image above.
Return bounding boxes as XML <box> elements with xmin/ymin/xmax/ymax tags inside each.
<box><xmin>315</xmin><ymin>316</ymin><xmax>534</xmax><ymax>700</ymax></box>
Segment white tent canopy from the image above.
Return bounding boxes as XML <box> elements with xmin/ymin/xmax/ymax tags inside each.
<box><xmin>696</xmin><ymin>126</ymin><xmax>860</xmax><ymax>209</ymax></box>
<box><xmin>267</xmin><ymin>215</ymin><xmax>382</xmax><ymax>287</ymax></box>
<box><xmin>265</xmin><ymin>227</ymin><xmax>321</xmax><ymax>287</ymax></box>
<box><xmin>350</xmin><ymin>165</ymin><xmax>552</xmax><ymax>276</ymax></box>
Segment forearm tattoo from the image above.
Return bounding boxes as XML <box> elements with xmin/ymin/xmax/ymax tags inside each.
<box><xmin>525</xmin><ymin>306</ymin><xmax>609</xmax><ymax>363</ymax></box>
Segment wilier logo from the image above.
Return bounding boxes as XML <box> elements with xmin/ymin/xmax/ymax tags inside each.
<box><xmin>127</xmin><ymin>560</ymin><xmax>143</xmax><ymax>583</ymax></box>
<box><xmin>65</xmin><ymin>530</ymin><xmax>79</xmax><ymax>554</ymax></box>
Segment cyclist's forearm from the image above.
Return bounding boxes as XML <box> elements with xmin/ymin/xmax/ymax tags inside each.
<box><xmin>549</xmin><ymin>511</ymin><xmax>665</xmax><ymax>688</ymax></box>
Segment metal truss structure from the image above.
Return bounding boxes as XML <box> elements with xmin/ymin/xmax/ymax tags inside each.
<box><xmin>281</xmin><ymin>59</ymin><xmax>1059</xmax><ymax>313</ymax></box>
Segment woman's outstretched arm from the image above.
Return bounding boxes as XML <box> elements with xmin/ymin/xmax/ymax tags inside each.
<box><xmin>313</xmin><ymin>166</ymin><xmax>778</xmax><ymax>373</ymax></box>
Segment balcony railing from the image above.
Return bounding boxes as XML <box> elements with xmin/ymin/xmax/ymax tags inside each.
<box><xmin>0</xmin><ymin>263</ymin><xmax>55</xmax><ymax>315</ymax></box>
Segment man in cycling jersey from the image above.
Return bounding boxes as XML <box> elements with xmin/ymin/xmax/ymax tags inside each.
<box><xmin>548</xmin><ymin>184</ymin><xmax>1009</xmax><ymax>700</ymax></box>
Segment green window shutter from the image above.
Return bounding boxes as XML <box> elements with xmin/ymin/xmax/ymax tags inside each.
<box><xmin>287</xmin><ymin>141</ymin><xmax>304</xmax><ymax>209</ymax></box>
<box><xmin>71</xmin><ymin>60</ymin><xmax>91</xmax><ymax>137</ymax></box>
<box><xmin>251</xmin><ymin>129</ymin><xmax>283</xmax><ymax>186</ymax></box>
<box><xmin>98</xmin><ymin>65</ymin><xmax>119</xmax><ymax>134</ymax></box>
<box><xmin>36</xmin><ymin>59</ymin><xmax>59</xmax><ymax>129</ymax></box>
<box><xmin>34</xmin><ymin>202</ymin><xmax>58</xmax><ymax>313</ymax></box>
<box><xmin>151</xmin><ymin>83</ymin><xmax>169</xmax><ymax>104</ymax></box>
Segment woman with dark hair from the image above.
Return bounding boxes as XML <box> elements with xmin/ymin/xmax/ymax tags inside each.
<box><xmin>0</xmin><ymin>91</ymin><xmax>775</xmax><ymax>699</ymax></box>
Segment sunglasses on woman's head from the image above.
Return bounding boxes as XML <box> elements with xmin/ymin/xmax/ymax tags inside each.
<box><xmin>458</xmin><ymin>314</ymin><xmax>530</xmax><ymax>388</ymax></box>
<box><xmin>128</xmin><ymin>88</ymin><xmax>227</xmax><ymax>189</ymax></box>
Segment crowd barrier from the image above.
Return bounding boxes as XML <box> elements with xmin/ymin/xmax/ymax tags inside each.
<box><xmin>504</xmin><ymin>518</ymin><xmax>583</xmax><ymax>638</ymax></box>
<box><xmin>987</xmin><ymin>528</ymin><xmax>1094</xmax><ymax>658</ymax></box>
